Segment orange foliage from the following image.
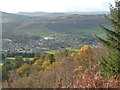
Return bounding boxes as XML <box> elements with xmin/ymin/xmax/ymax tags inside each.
<box><xmin>72</xmin><ymin>64</ymin><xmax>120</xmax><ymax>88</ymax></box>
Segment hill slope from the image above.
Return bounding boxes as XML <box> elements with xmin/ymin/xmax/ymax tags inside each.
<box><xmin>2</xmin><ymin>12</ymin><xmax>109</xmax><ymax>39</ymax></box>
<box><xmin>16</xmin><ymin>14</ymin><xmax>108</xmax><ymax>37</ymax></box>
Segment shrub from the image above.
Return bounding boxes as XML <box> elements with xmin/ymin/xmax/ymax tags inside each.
<box><xmin>17</xmin><ymin>64</ymin><xmax>31</xmax><ymax>77</ymax></box>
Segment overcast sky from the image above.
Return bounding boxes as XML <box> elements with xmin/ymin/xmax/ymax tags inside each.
<box><xmin>0</xmin><ymin>0</ymin><xmax>115</xmax><ymax>13</ymax></box>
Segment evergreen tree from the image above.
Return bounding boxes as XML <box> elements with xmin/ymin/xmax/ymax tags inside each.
<box><xmin>95</xmin><ymin>0</ymin><xmax>120</xmax><ymax>78</ymax></box>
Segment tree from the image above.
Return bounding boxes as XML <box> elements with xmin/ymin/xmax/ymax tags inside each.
<box><xmin>45</xmin><ymin>62</ymin><xmax>55</xmax><ymax>71</ymax></box>
<box><xmin>17</xmin><ymin>64</ymin><xmax>31</xmax><ymax>77</ymax></box>
<box><xmin>33</xmin><ymin>58</ymin><xmax>44</xmax><ymax>66</ymax></box>
<box><xmin>2</xmin><ymin>53</ymin><xmax>5</xmax><ymax>60</ymax></box>
<box><xmin>13</xmin><ymin>56</ymin><xmax>24</xmax><ymax>69</ymax></box>
<box><xmin>2</xmin><ymin>64</ymin><xmax>9</xmax><ymax>81</ymax></box>
<box><xmin>76</xmin><ymin>45</ymin><xmax>94</xmax><ymax>69</ymax></box>
<box><xmin>42</xmin><ymin>60</ymin><xmax>51</xmax><ymax>69</ymax></box>
<box><xmin>24</xmin><ymin>58</ymin><xmax>32</xmax><ymax>64</ymax></box>
<box><xmin>2</xmin><ymin>64</ymin><xmax>12</xmax><ymax>88</ymax></box>
<box><xmin>31</xmin><ymin>57</ymin><xmax>38</xmax><ymax>64</ymax></box>
<box><xmin>45</xmin><ymin>54</ymin><xmax>55</xmax><ymax>63</ymax></box>
<box><xmin>95</xmin><ymin>0</ymin><xmax>120</xmax><ymax>78</ymax></box>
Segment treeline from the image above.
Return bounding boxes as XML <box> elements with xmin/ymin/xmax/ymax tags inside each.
<box><xmin>5</xmin><ymin>52</ymin><xmax>35</xmax><ymax>58</ymax></box>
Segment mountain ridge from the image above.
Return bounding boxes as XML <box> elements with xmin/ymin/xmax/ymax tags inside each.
<box><xmin>17</xmin><ymin>11</ymin><xmax>109</xmax><ymax>17</ymax></box>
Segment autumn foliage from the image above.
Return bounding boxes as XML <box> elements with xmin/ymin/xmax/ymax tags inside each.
<box><xmin>17</xmin><ymin>64</ymin><xmax>31</xmax><ymax>77</ymax></box>
<box><xmin>2</xmin><ymin>45</ymin><xmax>119</xmax><ymax>88</ymax></box>
<box><xmin>73</xmin><ymin>64</ymin><xmax>120</xmax><ymax>88</ymax></box>
<box><xmin>75</xmin><ymin>45</ymin><xmax>94</xmax><ymax>69</ymax></box>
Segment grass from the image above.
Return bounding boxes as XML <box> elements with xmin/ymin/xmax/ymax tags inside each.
<box><xmin>17</xmin><ymin>51</ymin><xmax>32</xmax><ymax>53</ymax></box>
<box><xmin>44</xmin><ymin>50</ymin><xmax>57</xmax><ymax>54</ymax></box>
<box><xmin>0</xmin><ymin>63</ymin><xmax>4</xmax><ymax>66</ymax></box>
<box><xmin>2</xmin><ymin>59</ymin><xmax>14</xmax><ymax>63</ymax></box>
<box><xmin>66</xmin><ymin>47</ymin><xmax>79</xmax><ymax>51</ymax></box>
<box><xmin>23</xmin><ymin>58</ymin><xmax>34</xmax><ymax>61</ymax></box>
<box><xmin>19</xmin><ymin>23</ymin><xmax>62</xmax><ymax>37</ymax></box>
<box><xmin>44</xmin><ymin>47</ymin><xmax>79</xmax><ymax>54</ymax></box>
<box><xmin>73</xmin><ymin>27</ymin><xmax>104</xmax><ymax>36</ymax></box>
<box><xmin>19</xmin><ymin>25</ymin><xmax>106</xmax><ymax>38</ymax></box>
<box><xmin>2</xmin><ymin>57</ymin><xmax>34</xmax><ymax>64</ymax></box>
<box><xmin>21</xmin><ymin>29</ymin><xmax>62</xmax><ymax>37</ymax></box>
<box><xmin>18</xmin><ymin>21</ymin><xmax>107</xmax><ymax>38</ymax></box>
<box><xmin>5</xmin><ymin>57</ymin><xmax>34</xmax><ymax>61</ymax></box>
<box><xmin>6</xmin><ymin>57</ymin><xmax>15</xmax><ymax>60</ymax></box>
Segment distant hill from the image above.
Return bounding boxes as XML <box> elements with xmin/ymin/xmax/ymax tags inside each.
<box><xmin>2</xmin><ymin>11</ymin><xmax>109</xmax><ymax>39</ymax></box>
<box><xmin>66</xmin><ymin>11</ymin><xmax>109</xmax><ymax>14</ymax></box>
<box><xmin>2</xmin><ymin>12</ymin><xmax>30</xmax><ymax>21</ymax></box>
<box><xmin>17</xmin><ymin>11</ymin><xmax>109</xmax><ymax>17</ymax></box>
<box><xmin>17</xmin><ymin>12</ymin><xmax>70</xmax><ymax>17</ymax></box>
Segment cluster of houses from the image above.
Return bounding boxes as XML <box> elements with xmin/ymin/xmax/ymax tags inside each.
<box><xmin>2</xmin><ymin>34</ymin><xmax>98</xmax><ymax>53</ymax></box>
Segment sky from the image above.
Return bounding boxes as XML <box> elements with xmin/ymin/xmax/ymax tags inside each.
<box><xmin>0</xmin><ymin>0</ymin><xmax>115</xmax><ymax>13</ymax></box>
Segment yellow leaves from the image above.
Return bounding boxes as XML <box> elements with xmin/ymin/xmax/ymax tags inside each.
<box><xmin>42</xmin><ymin>60</ymin><xmax>51</xmax><ymax>69</ymax></box>
<box><xmin>33</xmin><ymin>59</ymin><xmax>44</xmax><ymax>66</ymax></box>
<box><xmin>45</xmin><ymin>62</ymin><xmax>56</xmax><ymax>71</ymax></box>
<box><xmin>41</xmin><ymin>60</ymin><xmax>56</xmax><ymax>71</ymax></box>
<box><xmin>70</xmin><ymin>45</ymin><xmax>93</xmax><ymax>57</ymax></box>
<box><xmin>32</xmin><ymin>57</ymin><xmax>56</xmax><ymax>71</ymax></box>
<box><xmin>78</xmin><ymin>45</ymin><xmax>93</xmax><ymax>54</ymax></box>
<box><xmin>71</xmin><ymin>52</ymin><xmax>76</xmax><ymax>57</ymax></box>
<box><xmin>76</xmin><ymin>45</ymin><xmax>94</xmax><ymax>69</ymax></box>
<box><xmin>77</xmin><ymin>45</ymin><xmax>93</xmax><ymax>59</ymax></box>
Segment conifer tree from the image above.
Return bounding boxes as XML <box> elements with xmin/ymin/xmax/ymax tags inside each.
<box><xmin>95</xmin><ymin>0</ymin><xmax>120</xmax><ymax>78</ymax></box>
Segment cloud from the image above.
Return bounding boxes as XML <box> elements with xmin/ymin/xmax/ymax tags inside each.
<box><xmin>0</xmin><ymin>0</ymin><xmax>115</xmax><ymax>13</ymax></box>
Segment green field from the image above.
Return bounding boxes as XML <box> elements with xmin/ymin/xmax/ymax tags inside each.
<box><xmin>6</xmin><ymin>57</ymin><xmax>34</xmax><ymax>60</ymax></box>
<box><xmin>6</xmin><ymin>57</ymin><xmax>15</xmax><ymax>60</ymax></box>
<box><xmin>2</xmin><ymin>57</ymin><xmax>34</xmax><ymax>64</ymax></box>
<box><xmin>44</xmin><ymin>47</ymin><xmax>79</xmax><ymax>54</ymax></box>
<box><xmin>19</xmin><ymin>24</ymin><xmax>107</xmax><ymax>38</ymax></box>
<box><xmin>44</xmin><ymin>50</ymin><xmax>57</xmax><ymax>54</ymax></box>
<box><xmin>2</xmin><ymin>59</ymin><xmax>13</xmax><ymax>63</ymax></box>
<box><xmin>22</xmin><ymin>28</ymin><xmax>62</xmax><ymax>37</ymax></box>
<box><xmin>16</xmin><ymin>51</ymin><xmax>32</xmax><ymax>53</ymax></box>
<box><xmin>66</xmin><ymin>47</ymin><xmax>79</xmax><ymax>51</ymax></box>
<box><xmin>0</xmin><ymin>63</ymin><xmax>4</xmax><ymax>66</ymax></box>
